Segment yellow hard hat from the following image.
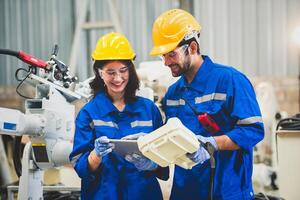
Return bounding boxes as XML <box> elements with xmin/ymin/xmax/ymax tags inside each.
<box><xmin>92</xmin><ymin>32</ymin><xmax>135</xmax><ymax>60</ymax></box>
<box><xmin>150</xmin><ymin>9</ymin><xmax>201</xmax><ymax>56</ymax></box>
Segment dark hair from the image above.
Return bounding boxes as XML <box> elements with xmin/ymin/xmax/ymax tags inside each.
<box><xmin>89</xmin><ymin>60</ymin><xmax>140</xmax><ymax>103</ymax></box>
<box><xmin>178</xmin><ymin>32</ymin><xmax>201</xmax><ymax>54</ymax></box>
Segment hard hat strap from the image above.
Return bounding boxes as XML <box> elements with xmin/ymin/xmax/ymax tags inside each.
<box><xmin>183</xmin><ymin>31</ymin><xmax>201</xmax><ymax>45</ymax></box>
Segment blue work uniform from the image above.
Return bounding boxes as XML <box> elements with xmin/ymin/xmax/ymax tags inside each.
<box><xmin>163</xmin><ymin>56</ymin><xmax>264</xmax><ymax>200</ymax></box>
<box><xmin>70</xmin><ymin>91</ymin><xmax>168</xmax><ymax>200</ymax></box>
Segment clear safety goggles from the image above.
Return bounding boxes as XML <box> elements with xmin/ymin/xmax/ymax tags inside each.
<box><xmin>160</xmin><ymin>44</ymin><xmax>189</xmax><ymax>62</ymax></box>
<box><xmin>100</xmin><ymin>66</ymin><xmax>129</xmax><ymax>79</ymax></box>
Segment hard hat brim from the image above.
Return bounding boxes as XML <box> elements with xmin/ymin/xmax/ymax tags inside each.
<box><xmin>149</xmin><ymin>42</ymin><xmax>178</xmax><ymax>56</ymax></box>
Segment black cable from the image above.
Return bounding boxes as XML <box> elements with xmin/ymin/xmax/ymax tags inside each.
<box><xmin>196</xmin><ymin>139</ymin><xmax>216</xmax><ymax>200</ymax></box>
<box><xmin>184</xmin><ymin>96</ymin><xmax>216</xmax><ymax>199</ymax></box>
<box><xmin>276</xmin><ymin>114</ymin><xmax>300</xmax><ymax>131</ymax></box>
<box><xmin>14</xmin><ymin>66</ymin><xmax>34</xmax><ymax>99</ymax></box>
<box><xmin>204</xmin><ymin>142</ymin><xmax>216</xmax><ymax>200</ymax></box>
<box><xmin>254</xmin><ymin>192</ymin><xmax>285</xmax><ymax>200</ymax></box>
<box><xmin>254</xmin><ymin>193</ymin><xmax>270</xmax><ymax>200</ymax></box>
<box><xmin>181</xmin><ymin>96</ymin><xmax>201</xmax><ymax>115</ymax></box>
<box><xmin>0</xmin><ymin>48</ymin><xmax>19</xmax><ymax>57</ymax></box>
<box><xmin>43</xmin><ymin>191</ymin><xmax>80</xmax><ymax>200</ymax></box>
<box><xmin>13</xmin><ymin>136</ymin><xmax>23</xmax><ymax>177</ymax></box>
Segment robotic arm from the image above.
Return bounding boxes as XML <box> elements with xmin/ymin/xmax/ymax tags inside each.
<box><xmin>0</xmin><ymin>108</ymin><xmax>46</xmax><ymax>137</ymax></box>
<box><xmin>0</xmin><ymin>46</ymin><xmax>90</xmax><ymax>199</ymax></box>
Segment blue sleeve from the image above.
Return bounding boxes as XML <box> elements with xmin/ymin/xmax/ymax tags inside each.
<box><xmin>226</xmin><ymin>73</ymin><xmax>264</xmax><ymax>151</ymax></box>
<box><xmin>152</xmin><ymin>103</ymin><xmax>163</xmax><ymax>129</ymax></box>
<box><xmin>69</xmin><ymin>108</ymin><xmax>102</xmax><ymax>180</ymax></box>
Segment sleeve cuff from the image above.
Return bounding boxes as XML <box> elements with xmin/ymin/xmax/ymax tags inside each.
<box><xmin>226</xmin><ymin>126</ymin><xmax>264</xmax><ymax>151</ymax></box>
<box><xmin>74</xmin><ymin>152</ymin><xmax>103</xmax><ymax>181</ymax></box>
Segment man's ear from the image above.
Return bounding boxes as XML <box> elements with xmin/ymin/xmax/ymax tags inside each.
<box><xmin>189</xmin><ymin>41</ymin><xmax>199</xmax><ymax>55</ymax></box>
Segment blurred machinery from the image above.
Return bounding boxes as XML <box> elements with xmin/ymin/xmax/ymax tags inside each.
<box><xmin>137</xmin><ymin>61</ymin><xmax>179</xmax><ymax>107</ymax></box>
<box><xmin>253</xmin><ymin>82</ymin><xmax>300</xmax><ymax>199</ymax></box>
<box><xmin>0</xmin><ymin>46</ymin><xmax>91</xmax><ymax>200</ymax></box>
<box><xmin>275</xmin><ymin>114</ymin><xmax>300</xmax><ymax>200</ymax></box>
<box><xmin>252</xmin><ymin>82</ymin><xmax>280</xmax><ymax>195</ymax></box>
<box><xmin>255</xmin><ymin>82</ymin><xmax>279</xmax><ymax>165</ymax></box>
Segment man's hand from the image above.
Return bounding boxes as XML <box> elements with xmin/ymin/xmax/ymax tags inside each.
<box><xmin>196</xmin><ymin>135</ymin><xmax>218</xmax><ymax>151</ymax></box>
<box><xmin>125</xmin><ymin>153</ymin><xmax>158</xmax><ymax>171</ymax></box>
<box><xmin>94</xmin><ymin>136</ymin><xmax>114</xmax><ymax>157</ymax></box>
<box><xmin>187</xmin><ymin>135</ymin><xmax>218</xmax><ymax>164</ymax></box>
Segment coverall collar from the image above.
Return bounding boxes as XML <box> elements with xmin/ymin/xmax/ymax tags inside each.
<box><xmin>124</xmin><ymin>100</ymin><xmax>145</xmax><ymax>114</ymax></box>
<box><xmin>94</xmin><ymin>91</ymin><xmax>142</xmax><ymax>117</ymax></box>
<box><xmin>178</xmin><ymin>55</ymin><xmax>214</xmax><ymax>92</ymax></box>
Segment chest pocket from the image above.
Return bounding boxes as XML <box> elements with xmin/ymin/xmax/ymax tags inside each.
<box><xmin>205</xmin><ymin>100</ymin><xmax>233</xmax><ymax>134</ymax></box>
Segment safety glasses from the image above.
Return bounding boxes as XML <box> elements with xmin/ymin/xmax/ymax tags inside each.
<box><xmin>100</xmin><ymin>66</ymin><xmax>129</xmax><ymax>79</ymax></box>
<box><xmin>160</xmin><ymin>44</ymin><xmax>189</xmax><ymax>62</ymax></box>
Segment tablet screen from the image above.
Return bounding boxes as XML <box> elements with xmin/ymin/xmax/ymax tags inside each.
<box><xmin>109</xmin><ymin>139</ymin><xmax>141</xmax><ymax>157</ymax></box>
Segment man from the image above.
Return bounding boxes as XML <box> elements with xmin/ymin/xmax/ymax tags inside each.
<box><xmin>150</xmin><ymin>9</ymin><xmax>264</xmax><ymax>200</ymax></box>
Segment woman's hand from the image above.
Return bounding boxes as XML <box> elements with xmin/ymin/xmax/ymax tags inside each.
<box><xmin>125</xmin><ymin>153</ymin><xmax>158</xmax><ymax>171</ymax></box>
<box><xmin>94</xmin><ymin>136</ymin><xmax>114</xmax><ymax>157</ymax></box>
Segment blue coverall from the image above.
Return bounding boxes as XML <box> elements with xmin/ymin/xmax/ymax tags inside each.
<box><xmin>163</xmin><ymin>56</ymin><xmax>264</xmax><ymax>200</ymax></box>
<box><xmin>70</xmin><ymin>91</ymin><xmax>168</xmax><ymax>200</ymax></box>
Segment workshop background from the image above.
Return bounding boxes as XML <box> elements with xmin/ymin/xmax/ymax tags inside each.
<box><xmin>0</xmin><ymin>0</ymin><xmax>299</xmax><ymax>113</ymax></box>
<box><xmin>0</xmin><ymin>0</ymin><xmax>300</xmax><ymax>199</ymax></box>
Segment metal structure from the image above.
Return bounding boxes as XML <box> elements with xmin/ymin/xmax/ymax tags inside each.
<box><xmin>68</xmin><ymin>0</ymin><xmax>123</xmax><ymax>75</ymax></box>
<box><xmin>1</xmin><ymin>0</ymin><xmax>299</xmax><ymax>86</ymax></box>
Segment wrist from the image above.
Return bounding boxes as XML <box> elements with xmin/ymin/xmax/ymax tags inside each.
<box><xmin>89</xmin><ymin>150</ymin><xmax>102</xmax><ymax>165</ymax></box>
<box><xmin>149</xmin><ymin>162</ymin><xmax>158</xmax><ymax>171</ymax></box>
<box><xmin>210</xmin><ymin>137</ymin><xmax>218</xmax><ymax>150</ymax></box>
<box><xmin>214</xmin><ymin>135</ymin><xmax>239</xmax><ymax>150</ymax></box>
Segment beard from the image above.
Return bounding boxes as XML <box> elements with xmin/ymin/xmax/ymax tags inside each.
<box><xmin>170</xmin><ymin>54</ymin><xmax>191</xmax><ymax>77</ymax></box>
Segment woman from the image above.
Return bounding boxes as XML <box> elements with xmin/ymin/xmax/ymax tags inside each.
<box><xmin>70</xmin><ymin>32</ymin><xmax>168</xmax><ymax>200</ymax></box>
